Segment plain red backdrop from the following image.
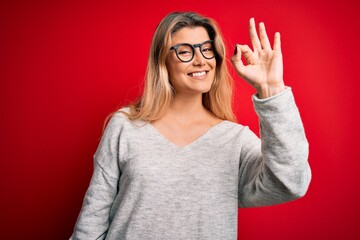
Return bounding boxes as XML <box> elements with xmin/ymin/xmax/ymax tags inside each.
<box><xmin>1</xmin><ymin>0</ymin><xmax>359</xmax><ymax>239</ymax></box>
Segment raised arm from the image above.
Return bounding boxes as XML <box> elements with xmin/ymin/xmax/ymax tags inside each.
<box><xmin>233</xmin><ymin>19</ymin><xmax>311</xmax><ymax>207</ymax></box>
<box><xmin>238</xmin><ymin>89</ymin><xmax>311</xmax><ymax>207</ymax></box>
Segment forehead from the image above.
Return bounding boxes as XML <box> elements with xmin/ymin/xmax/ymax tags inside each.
<box><xmin>171</xmin><ymin>27</ymin><xmax>210</xmax><ymax>45</ymax></box>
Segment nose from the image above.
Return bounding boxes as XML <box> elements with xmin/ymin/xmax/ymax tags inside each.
<box><xmin>192</xmin><ymin>48</ymin><xmax>205</xmax><ymax>66</ymax></box>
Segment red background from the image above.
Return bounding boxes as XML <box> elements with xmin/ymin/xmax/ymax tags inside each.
<box><xmin>1</xmin><ymin>0</ymin><xmax>359</xmax><ymax>239</ymax></box>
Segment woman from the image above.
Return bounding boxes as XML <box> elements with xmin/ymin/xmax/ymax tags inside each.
<box><xmin>70</xmin><ymin>12</ymin><xmax>311</xmax><ymax>240</ymax></box>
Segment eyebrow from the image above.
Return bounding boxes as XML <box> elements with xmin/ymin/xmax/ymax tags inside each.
<box><xmin>171</xmin><ymin>40</ymin><xmax>212</xmax><ymax>46</ymax></box>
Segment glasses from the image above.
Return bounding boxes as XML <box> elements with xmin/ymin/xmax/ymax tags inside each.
<box><xmin>169</xmin><ymin>40</ymin><xmax>216</xmax><ymax>63</ymax></box>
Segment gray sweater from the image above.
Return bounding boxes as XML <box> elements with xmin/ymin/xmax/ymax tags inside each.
<box><xmin>70</xmin><ymin>88</ymin><xmax>311</xmax><ymax>240</ymax></box>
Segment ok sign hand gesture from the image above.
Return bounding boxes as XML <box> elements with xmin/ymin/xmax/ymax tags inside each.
<box><xmin>231</xmin><ymin>18</ymin><xmax>286</xmax><ymax>99</ymax></box>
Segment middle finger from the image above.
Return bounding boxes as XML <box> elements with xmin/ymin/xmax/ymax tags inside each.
<box><xmin>259</xmin><ymin>22</ymin><xmax>271</xmax><ymax>50</ymax></box>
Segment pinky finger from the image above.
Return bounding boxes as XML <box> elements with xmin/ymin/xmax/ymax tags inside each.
<box><xmin>273</xmin><ymin>32</ymin><xmax>281</xmax><ymax>51</ymax></box>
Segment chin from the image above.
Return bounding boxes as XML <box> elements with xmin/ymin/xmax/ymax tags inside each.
<box><xmin>202</xmin><ymin>86</ymin><xmax>212</xmax><ymax>93</ymax></box>
<box><xmin>192</xmin><ymin>85</ymin><xmax>213</xmax><ymax>94</ymax></box>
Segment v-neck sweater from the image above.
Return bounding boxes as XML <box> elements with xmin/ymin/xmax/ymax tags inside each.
<box><xmin>70</xmin><ymin>88</ymin><xmax>311</xmax><ymax>240</ymax></box>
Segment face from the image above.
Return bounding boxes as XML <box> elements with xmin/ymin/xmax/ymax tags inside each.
<box><xmin>166</xmin><ymin>27</ymin><xmax>216</xmax><ymax>96</ymax></box>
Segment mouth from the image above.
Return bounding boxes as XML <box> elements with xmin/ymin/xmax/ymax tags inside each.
<box><xmin>187</xmin><ymin>70</ymin><xmax>209</xmax><ymax>78</ymax></box>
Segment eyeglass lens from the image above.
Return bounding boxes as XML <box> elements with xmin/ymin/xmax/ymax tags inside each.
<box><xmin>176</xmin><ymin>41</ymin><xmax>215</xmax><ymax>62</ymax></box>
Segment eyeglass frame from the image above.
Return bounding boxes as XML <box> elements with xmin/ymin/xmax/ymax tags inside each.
<box><xmin>169</xmin><ymin>40</ymin><xmax>216</xmax><ymax>63</ymax></box>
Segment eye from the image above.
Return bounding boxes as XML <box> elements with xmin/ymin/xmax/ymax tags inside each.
<box><xmin>177</xmin><ymin>45</ymin><xmax>193</xmax><ymax>55</ymax></box>
<box><xmin>202</xmin><ymin>47</ymin><xmax>213</xmax><ymax>52</ymax></box>
<box><xmin>178</xmin><ymin>50</ymin><xmax>192</xmax><ymax>55</ymax></box>
<box><xmin>201</xmin><ymin>42</ymin><xmax>214</xmax><ymax>52</ymax></box>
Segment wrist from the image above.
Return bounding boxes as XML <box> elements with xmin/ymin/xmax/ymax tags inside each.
<box><xmin>256</xmin><ymin>83</ymin><xmax>286</xmax><ymax>99</ymax></box>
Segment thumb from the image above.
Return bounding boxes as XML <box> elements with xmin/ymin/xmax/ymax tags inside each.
<box><xmin>231</xmin><ymin>44</ymin><xmax>243</xmax><ymax>64</ymax></box>
<box><xmin>231</xmin><ymin>45</ymin><xmax>246</xmax><ymax>77</ymax></box>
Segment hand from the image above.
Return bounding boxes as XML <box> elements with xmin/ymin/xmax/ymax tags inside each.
<box><xmin>231</xmin><ymin>18</ymin><xmax>285</xmax><ymax>99</ymax></box>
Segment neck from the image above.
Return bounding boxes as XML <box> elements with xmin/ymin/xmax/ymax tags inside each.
<box><xmin>166</xmin><ymin>93</ymin><xmax>208</xmax><ymax>122</ymax></box>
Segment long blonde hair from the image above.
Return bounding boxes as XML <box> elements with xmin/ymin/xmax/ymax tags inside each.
<box><xmin>117</xmin><ymin>12</ymin><xmax>236</xmax><ymax>123</ymax></box>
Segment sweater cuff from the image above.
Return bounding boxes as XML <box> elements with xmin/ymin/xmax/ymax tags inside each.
<box><xmin>252</xmin><ymin>87</ymin><xmax>296</xmax><ymax>114</ymax></box>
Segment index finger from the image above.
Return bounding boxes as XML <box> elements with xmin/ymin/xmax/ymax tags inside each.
<box><xmin>249</xmin><ymin>18</ymin><xmax>261</xmax><ymax>51</ymax></box>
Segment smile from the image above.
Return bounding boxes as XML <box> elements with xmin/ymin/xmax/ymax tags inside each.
<box><xmin>188</xmin><ymin>71</ymin><xmax>209</xmax><ymax>78</ymax></box>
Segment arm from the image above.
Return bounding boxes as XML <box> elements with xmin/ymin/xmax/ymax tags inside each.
<box><xmin>232</xmin><ymin>18</ymin><xmax>311</xmax><ymax>207</ymax></box>
<box><xmin>70</xmin><ymin>115</ymin><xmax>122</xmax><ymax>239</ymax></box>
<box><xmin>238</xmin><ymin>88</ymin><xmax>311</xmax><ymax>207</ymax></box>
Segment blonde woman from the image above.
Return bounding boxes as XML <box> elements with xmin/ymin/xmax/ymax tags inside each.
<box><xmin>70</xmin><ymin>12</ymin><xmax>311</xmax><ymax>240</ymax></box>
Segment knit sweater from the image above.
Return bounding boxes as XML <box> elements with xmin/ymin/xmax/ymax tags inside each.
<box><xmin>70</xmin><ymin>88</ymin><xmax>311</xmax><ymax>240</ymax></box>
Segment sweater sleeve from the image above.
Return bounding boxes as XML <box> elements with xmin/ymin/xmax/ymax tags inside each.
<box><xmin>70</xmin><ymin>114</ymin><xmax>123</xmax><ymax>239</ymax></box>
<box><xmin>238</xmin><ymin>88</ymin><xmax>311</xmax><ymax>208</ymax></box>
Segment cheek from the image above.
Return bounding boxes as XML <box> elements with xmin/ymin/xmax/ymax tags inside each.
<box><xmin>166</xmin><ymin>57</ymin><xmax>184</xmax><ymax>78</ymax></box>
<box><xmin>211</xmin><ymin>59</ymin><xmax>217</xmax><ymax>69</ymax></box>
<box><xmin>168</xmin><ymin>66</ymin><xmax>183</xmax><ymax>81</ymax></box>
<box><xmin>210</xmin><ymin>60</ymin><xmax>217</xmax><ymax>76</ymax></box>
<box><xmin>168</xmin><ymin>65</ymin><xmax>189</xmax><ymax>81</ymax></box>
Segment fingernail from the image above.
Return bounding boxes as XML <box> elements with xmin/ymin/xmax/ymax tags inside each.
<box><xmin>234</xmin><ymin>45</ymin><xmax>238</xmax><ymax>55</ymax></box>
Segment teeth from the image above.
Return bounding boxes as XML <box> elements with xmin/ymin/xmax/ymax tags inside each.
<box><xmin>191</xmin><ymin>71</ymin><xmax>206</xmax><ymax>77</ymax></box>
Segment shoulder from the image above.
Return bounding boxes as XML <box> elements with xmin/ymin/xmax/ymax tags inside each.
<box><xmin>223</xmin><ymin>120</ymin><xmax>260</xmax><ymax>142</ymax></box>
<box><xmin>97</xmin><ymin>107</ymin><xmax>149</xmax><ymax>155</ymax></box>
<box><xmin>99</xmin><ymin>108</ymin><xmax>148</xmax><ymax>145</ymax></box>
<box><xmin>221</xmin><ymin>120</ymin><xmax>246</xmax><ymax>131</ymax></box>
<box><xmin>211</xmin><ymin>120</ymin><xmax>253</xmax><ymax>139</ymax></box>
<box><xmin>219</xmin><ymin>121</ymin><xmax>261</xmax><ymax>149</ymax></box>
<box><xmin>108</xmin><ymin>107</ymin><xmax>148</xmax><ymax>128</ymax></box>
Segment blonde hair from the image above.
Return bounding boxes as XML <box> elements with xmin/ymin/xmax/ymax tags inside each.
<box><xmin>117</xmin><ymin>12</ymin><xmax>236</xmax><ymax>122</ymax></box>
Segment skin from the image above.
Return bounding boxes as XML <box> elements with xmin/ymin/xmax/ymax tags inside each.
<box><xmin>152</xmin><ymin>19</ymin><xmax>285</xmax><ymax>146</ymax></box>
<box><xmin>166</xmin><ymin>27</ymin><xmax>216</xmax><ymax>99</ymax></box>
<box><xmin>151</xmin><ymin>27</ymin><xmax>220</xmax><ymax>147</ymax></box>
<box><xmin>231</xmin><ymin>18</ymin><xmax>285</xmax><ymax>98</ymax></box>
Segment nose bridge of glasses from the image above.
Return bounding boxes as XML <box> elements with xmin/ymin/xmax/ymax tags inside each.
<box><xmin>193</xmin><ymin>43</ymin><xmax>204</xmax><ymax>59</ymax></box>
